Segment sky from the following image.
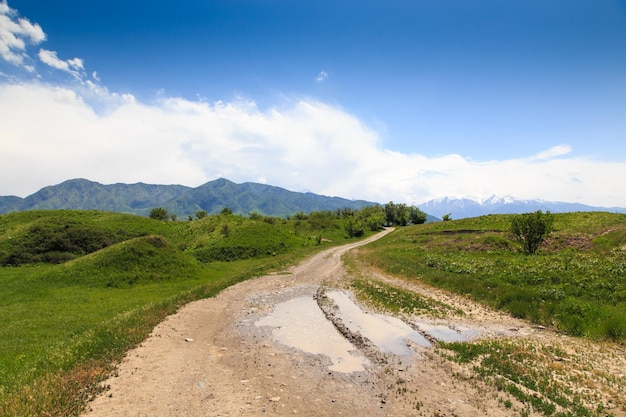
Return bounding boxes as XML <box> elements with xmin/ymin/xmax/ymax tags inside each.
<box><xmin>1</xmin><ymin>0</ymin><xmax>626</xmax><ymax>207</ymax></box>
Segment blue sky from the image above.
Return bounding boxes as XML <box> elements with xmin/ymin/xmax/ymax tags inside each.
<box><xmin>1</xmin><ymin>0</ymin><xmax>626</xmax><ymax>207</ymax></box>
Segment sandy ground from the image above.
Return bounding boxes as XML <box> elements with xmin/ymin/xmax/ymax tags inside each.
<box><xmin>82</xmin><ymin>229</ymin><xmax>626</xmax><ymax>417</ymax></box>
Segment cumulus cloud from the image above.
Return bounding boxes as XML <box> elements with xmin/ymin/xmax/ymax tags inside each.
<box><xmin>1</xmin><ymin>81</ymin><xmax>626</xmax><ymax>208</ymax></box>
<box><xmin>0</xmin><ymin>1</ymin><xmax>45</xmax><ymax>69</ymax></box>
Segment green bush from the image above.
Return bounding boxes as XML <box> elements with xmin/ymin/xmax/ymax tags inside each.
<box><xmin>149</xmin><ymin>207</ymin><xmax>169</xmax><ymax>220</ymax></box>
<box><xmin>510</xmin><ymin>210</ymin><xmax>554</xmax><ymax>254</ymax></box>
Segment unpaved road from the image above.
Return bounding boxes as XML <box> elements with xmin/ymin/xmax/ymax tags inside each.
<box><xmin>83</xmin><ymin>229</ymin><xmax>626</xmax><ymax>417</ymax></box>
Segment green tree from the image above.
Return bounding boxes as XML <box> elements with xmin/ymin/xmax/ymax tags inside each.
<box><xmin>221</xmin><ymin>207</ymin><xmax>233</xmax><ymax>215</ymax></box>
<box><xmin>510</xmin><ymin>210</ymin><xmax>554</xmax><ymax>254</ymax></box>
<box><xmin>345</xmin><ymin>216</ymin><xmax>365</xmax><ymax>237</ymax></box>
<box><xmin>196</xmin><ymin>210</ymin><xmax>208</xmax><ymax>219</ymax></box>
<box><xmin>149</xmin><ymin>207</ymin><xmax>169</xmax><ymax>221</ymax></box>
<box><xmin>358</xmin><ymin>205</ymin><xmax>386</xmax><ymax>231</ymax></box>
<box><xmin>442</xmin><ymin>213</ymin><xmax>452</xmax><ymax>221</ymax></box>
<box><xmin>384</xmin><ymin>202</ymin><xmax>409</xmax><ymax>226</ymax></box>
<box><xmin>409</xmin><ymin>206</ymin><xmax>427</xmax><ymax>225</ymax></box>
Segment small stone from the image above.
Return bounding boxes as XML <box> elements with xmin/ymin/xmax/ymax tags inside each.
<box><xmin>270</xmin><ymin>396</ymin><xmax>281</xmax><ymax>402</ymax></box>
<box><xmin>198</xmin><ymin>381</ymin><xmax>206</xmax><ymax>388</ymax></box>
<box><xmin>185</xmin><ymin>338</ymin><xmax>194</xmax><ymax>342</ymax></box>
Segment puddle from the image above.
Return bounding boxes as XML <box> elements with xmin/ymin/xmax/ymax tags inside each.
<box><xmin>327</xmin><ymin>291</ymin><xmax>431</xmax><ymax>355</ymax></box>
<box><xmin>254</xmin><ymin>289</ymin><xmax>486</xmax><ymax>373</ymax></box>
<box><xmin>255</xmin><ymin>296</ymin><xmax>370</xmax><ymax>373</ymax></box>
<box><xmin>414</xmin><ymin>323</ymin><xmax>468</xmax><ymax>343</ymax></box>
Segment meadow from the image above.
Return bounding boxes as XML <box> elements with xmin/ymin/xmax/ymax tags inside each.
<box><xmin>357</xmin><ymin>212</ymin><xmax>626</xmax><ymax>341</ymax></box>
<box><xmin>351</xmin><ymin>212</ymin><xmax>626</xmax><ymax>416</ymax></box>
<box><xmin>0</xmin><ymin>209</ymin><xmax>358</xmax><ymax>416</ymax></box>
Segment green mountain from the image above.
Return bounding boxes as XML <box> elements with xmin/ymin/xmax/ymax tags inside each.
<box><xmin>0</xmin><ymin>178</ymin><xmax>378</xmax><ymax>218</ymax></box>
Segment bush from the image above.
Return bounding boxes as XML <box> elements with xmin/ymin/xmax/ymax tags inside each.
<box><xmin>510</xmin><ymin>210</ymin><xmax>554</xmax><ymax>254</ymax></box>
<box><xmin>149</xmin><ymin>207</ymin><xmax>169</xmax><ymax>220</ymax></box>
<box><xmin>345</xmin><ymin>217</ymin><xmax>365</xmax><ymax>237</ymax></box>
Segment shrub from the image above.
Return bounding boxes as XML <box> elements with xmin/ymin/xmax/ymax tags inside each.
<box><xmin>149</xmin><ymin>207</ymin><xmax>169</xmax><ymax>220</ymax></box>
<box><xmin>510</xmin><ymin>210</ymin><xmax>554</xmax><ymax>254</ymax></box>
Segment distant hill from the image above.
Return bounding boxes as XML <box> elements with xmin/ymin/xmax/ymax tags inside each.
<box><xmin>0</xmin><ymin>178</ymin><xmax>378</xmax><ymax>218</ymax></box>
<box><xmin>419</xmin><ymin>195</ymin><xmax>626</xmax><ymax>219</ymax></box>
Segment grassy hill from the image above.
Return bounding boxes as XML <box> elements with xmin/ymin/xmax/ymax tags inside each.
<box><xmin>0</xmin><ymin>209</ymin><xmax>363</xmax><ymax>416</ymax></box>
<box><xmin>356</xmin><ymin>211</ymin><xmax>626</xmax><ymax>340</ymax></box>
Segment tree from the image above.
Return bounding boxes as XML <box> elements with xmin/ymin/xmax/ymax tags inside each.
<box><xmin>510</xmin><ymin>210</ymin><xmax>554</xmax><ymax>254</ymax></box>
<box><xmin>221</xmin><ymin>207</ymin><xmax>233</xmax><ymax>215</ymax></box>
<box><xmin>442</xmin><ymin>213</ymin><xmax>452</xmax><ymax>221</ymax></box>
<box><xmin>149</xmin><ymin>207</ymin><xmax>169</xmax><ymax>221</ymax></box>
<box><xmin>409</xmin><ymin>206</ymin><xmax>427</xmax><ymax>225</ymax></box>
<box><xmin>358</xmin><ymin>205</ymin><xmax>386</xmax><ymax>231</ymax></box>
<box><xmin>345</xmin><ymin>216</ymin><xmax>365</xmax><ymax>238</ymax></box>
<box><xmin>384</xmin><ymin>201</ymin><xmax>409</xmax><ymax>226</ymax></box>
<box><xmin>196</xmin><ymin>210</ymin><xmax>208</xmax><ymax>219</ymax></box>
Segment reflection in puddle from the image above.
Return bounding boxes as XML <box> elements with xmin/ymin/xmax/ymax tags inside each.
<box><xmin>255</xmin><ymin>296</ymin><xmax>370</xmax><ymax>373</ymax></box>
<box><xmin>255</xmin><ymin>290</ymin><xmax>480</xmax><ymax>373</ymax></box>
<box><xmin>415</xmin><ymin>323</ymin><xmax>468</xmax><ymax>343</ymax></box>
<box><xmin>327</xmin><ymin>291</ymin><xmax>431</xmax><ymax>354</ymax></box>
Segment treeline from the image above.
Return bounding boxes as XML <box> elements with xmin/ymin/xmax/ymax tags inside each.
<box><xmin>285</xmin><ymin>202</ymin><xmax>427</xmax><ymax>238</ymax></box>
<box><xmin>149</xmin><ymin>202</ymin><xmax>428</xmax><ymax>239</ymax></box>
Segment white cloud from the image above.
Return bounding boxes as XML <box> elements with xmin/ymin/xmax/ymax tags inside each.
<box><xmin>530</xmin><ymin>144</ymin><xmax>572</xmax><ymax>160</ymax></box>
<box><xmin>38</xmin><ymin>49</ymin><xmax>84</xmax><ymax>79</ymax></box>
<box><xmin>0</xmin><ymin>1</ymin><xmax>46</xmax><ymax>68</ymax></box>
<box><xmin>315</xmin><ymin>70</ymin><xmax>328</xmax><ymax>82</ymax></box>
<box><xmin>1</xmin><ymin>81</ymin><xmax>626</xmax><ymax>208</ymax></box>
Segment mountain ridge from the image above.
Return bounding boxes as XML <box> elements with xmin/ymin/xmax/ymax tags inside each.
<box><xmin>3</xmin><ymin>179</ymin><xmax>625</xmax><ymax>220</ymax></box>
<box><xmin>0</xmin><ymin>178</ymin><xmax>378</xmax><ymax>218</ymax></box>
<box><xmin>419</xmin><ymin>195</ymin><xmax>626</xmax><ymax>219</ymax></box>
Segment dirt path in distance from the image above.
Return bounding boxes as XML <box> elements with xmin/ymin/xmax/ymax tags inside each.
<box><xmin>82</xmin><ymin>228</ymin><xmax>626</xmax><ymax>417</ymax></box>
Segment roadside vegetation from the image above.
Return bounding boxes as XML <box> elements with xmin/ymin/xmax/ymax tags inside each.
<box><xmin>358</xmin><ymin>211</ymin><xmax>626</xmax><ymax>341</ymax></box>
<box><xmin>352</xmin><ymin>211</ymin><xmax>626</xmax><ymax>416</ymax></box>
<box><xmin>0</xmin><ymin>208</ymin><xmax>380</xmax><ymax>416</ymax></box>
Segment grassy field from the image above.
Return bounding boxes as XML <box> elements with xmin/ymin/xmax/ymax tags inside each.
<box><xmin>0</xmin><ymin>209</ymin><xmax>363</xmax><ymax>416</ymax></box>
<box><xmin>356</xmin><ymin>212</ymin><xmax>626</xmax><ymax>341</ymax></box>
<box><xmin>350</xmin><ymin>212</ymin><xmax>626</xmax><ymax>416</ymax></box>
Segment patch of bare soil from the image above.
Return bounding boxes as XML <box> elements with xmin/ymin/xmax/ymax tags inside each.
<box><xmin>82</xmin><ymin>229</ymin><xmax>626</xmax><ymax>417</ymax></box>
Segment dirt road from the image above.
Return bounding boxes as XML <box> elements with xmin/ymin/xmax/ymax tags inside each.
<box><xmin>83</xmin><ymin>229</ymin><xmax>626</xmax><ymax>417</ymax></box>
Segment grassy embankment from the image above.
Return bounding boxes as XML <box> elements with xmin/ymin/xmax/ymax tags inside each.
<box><xmin>352</xmin><ymin>212</ymin><xmax>626</xmax><ymax>416</ymax></box>
<box><xmin>0</xmin><ymin>209</ymin><xmax>361</xmax><ymax>416</ymax></box>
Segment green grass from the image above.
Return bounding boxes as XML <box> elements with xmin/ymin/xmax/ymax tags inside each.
<box><xmin>350</xmin><ymin>278</ymin><xmax>463</xmax><ymax>318</ymax></box>
<box><xmin>358</xmin><ymin>212</ymin><xmax>626</xmax><ymax>341</ymax></box>
<box><xmin>438</xmin><ymin>339</ymin><xmax>622</xmax><ymax>416</ymax></box>
<box><xmin>0</xmin><ymin>209</ymin><xmax>368</xmax><ymax>416</ymax></box>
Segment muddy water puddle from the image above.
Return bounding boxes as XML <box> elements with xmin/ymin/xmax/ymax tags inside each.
<box><xmin>255</xmin><ymin>288</ymin><xmax>474</xmax><ymax>373</ymax></box>
<box><xmin>326</xmin><ymin>291</ymin><xmax>431</xmax><ymax>354</ymax></box>
<box><xmin>255</xmin><ymin>295</ymin><xmax>370</xmax><ymax>372</ymax></box>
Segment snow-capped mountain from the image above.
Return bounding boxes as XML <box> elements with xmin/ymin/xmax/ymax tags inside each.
<box><xmin>418</xmin><ymin>195</ymin><xmax>626</xmax><ymax>220</ymax></box>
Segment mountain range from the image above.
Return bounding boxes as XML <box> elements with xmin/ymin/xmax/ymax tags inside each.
<box><xmin>418</xmin><ymin>195</ymin><xmax>626</xmax><ymax>220</ymax></box>
<box><xmin>2</xmin><ymin>179</ymin><xmax>624</xmax><ymax>220</ymax></box>
<box><xmin>0</xmin><ymin>178</ymin><xmax>377</xmax><ymax>218</ymax></box>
